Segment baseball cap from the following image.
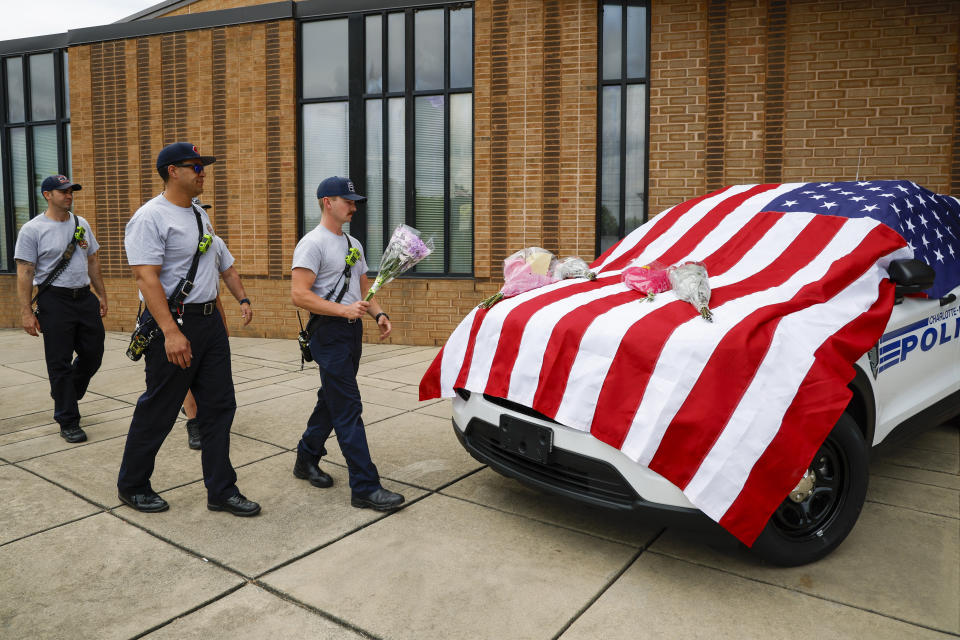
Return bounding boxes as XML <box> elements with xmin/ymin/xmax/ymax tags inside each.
<box><xmin>40</xmin><ymin>174</ymin><xmax>82</xmax><ymax>193</ymax></box>
<box><xmin>316</xmin><ymin>176</ymin><xmax>366</xmax><ymax>202</ymax></box>
<box><xmin>156</xmin><ymin>142</ymin><xmax>216</xmax><ymax>169</ymax></box>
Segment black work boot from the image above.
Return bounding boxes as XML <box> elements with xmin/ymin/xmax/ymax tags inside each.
<box><xmin>186</xmin><ymin>418</ymin><xmax>201</xmax><ymax>450</ymax></box>
<box><xmin>293</xmin><ymin>449</ymin><xmax>333</xmax><ymax>488</ymax></box>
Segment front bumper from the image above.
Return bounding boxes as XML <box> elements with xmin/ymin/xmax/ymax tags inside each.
<box><xmin>452</xmin><ymin>392</ymin><xmax>712</xmax><ymax>526</ymax></box>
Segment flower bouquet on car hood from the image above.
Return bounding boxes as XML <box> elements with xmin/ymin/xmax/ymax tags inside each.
<box><xmin>364</xmin><ymin>224</ymin><xmax>434</xmax><ymax>300</ymax></box>
<box><xmin>479</xmin><ymin>248</ymin><xmax>597</xmax><ymax>308</ymax></box>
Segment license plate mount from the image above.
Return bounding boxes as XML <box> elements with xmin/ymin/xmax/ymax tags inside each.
<box><xmin>498</xmin><ymin>415</ymin><xmax>553</xmax><ymax>464</ymax></box>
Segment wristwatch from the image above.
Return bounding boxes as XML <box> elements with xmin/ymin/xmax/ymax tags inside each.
<box><xmin>239</xmin><ymin>298</ymin><xmax>251</xmax><ymax>306</ymax></box>
<box><xmin>375</xmin><ymin>312</ymin><xmax>389</xmax><ymax>322</ymax></box>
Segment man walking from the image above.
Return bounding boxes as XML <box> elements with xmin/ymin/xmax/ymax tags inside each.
<box><xmin>118</xmin><ymin>142</ymin><xmax>259</xmax><ymax>516</ymax></box>
<box><xmin>291</xmin><ymin>176</ymin><xmax>404</xmax><ymax>511</ymax></box>
<box><xmin>15</xmin><ymin>175</ymin><xmax>107</xmax><ymax>443</ymax></box>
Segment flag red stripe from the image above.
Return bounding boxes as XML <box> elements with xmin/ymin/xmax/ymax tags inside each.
<box><xmin>648</xmin><ymin>221</ymin><xmax>896</xmax><ymax>488</ymax></box>
<box><xmin>452</xmin><ymin>309</ymin><xmax>491</xmax><ymax>391</ymax></box>
<box><xmin>419</xmin><ymin>345</ymin><xmax>445</xmax><ymax>400</ymax></box>
<box><xmin>589</xmin><ymin>214</ymin><xmax>843</xmax><ymax>449</ymax></box>
<box><xmin>481</xmin><ymin>277</ymin><xmax>616</xmax><ymax>398</ymax></box>
<box><xmin>719</xmin><ymin>280</ymin><xmax>897</xmax><ymax>545</ymax></box>
<box><xmin>597</xmin><ymin>187</ymin><xmax>735</xmax><ymax>272</ymax></box>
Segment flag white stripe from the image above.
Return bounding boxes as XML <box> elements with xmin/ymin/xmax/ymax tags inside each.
<box><xmin>686</xmin><ymin>245</ymin><xmax>912</xmax><ymax>520</ymax></box>
<box><xmin>437</xmin><ymin>306</ymin><xmax>479</xmax><ymax>397</ymax></box>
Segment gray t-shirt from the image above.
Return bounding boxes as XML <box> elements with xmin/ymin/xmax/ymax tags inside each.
<box><xmin>291</xmin><ymin>225</ymin><xmax>368</xmax><ymax>306</ymax></box>
<box><xmin>125</xmin><ymin>194</ymin><xmax>233</xmax><ymax>303</ymax></box>
<box><xmin>14</xmin><ymin>212</ymin><xmax>100</xmax><ymax>287</ymax></box>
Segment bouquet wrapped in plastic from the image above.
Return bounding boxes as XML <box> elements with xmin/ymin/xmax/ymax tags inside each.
<box><xmin>555</xmin><ymin>257</ymin><xmax>597</xmax><ymax>281</ymax></box>
<box><xmin>622</xmin><ymin>262</ymin><xmax>671</xmax><ymax>302</ymax></box>
<box><xmin>668</xmin><ymin>261</ymin><xmax>713</xmax><ymax>322</ymax></box>
<box><xmin>479</xmin><ymin>247</ymin><xmax>557</xmax><ymax>308</ymax></box>
<box><xmin>364</xmin><ymin>224</ymin><xmax>434</xmax><ymax>301</ymax></box>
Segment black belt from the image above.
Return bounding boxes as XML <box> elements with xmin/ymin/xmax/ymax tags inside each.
<box><xmin>46</xmin><ymin>285</ymin><xmax>90</xmax><ymax>299</ymax></box>
<box><xmin>314</xmin><ymin>314</ymin><xmax>360</xmax><ymax>325</ymax></box>
<box><xmin>175</xmin><ymin>300</ymin><xmax>218</xmax><ymax>316</ymax></box>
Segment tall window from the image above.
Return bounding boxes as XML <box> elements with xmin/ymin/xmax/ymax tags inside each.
<box><xmin>1</xmin><ymin>50</ymin><xmax>71</xmax><ymax>272</ymax></box>
<box><xmin>300</xmin><ymin>4</ymin><xmax>473</xmax><ymax>275</ymax></box>
<box><xmin>598</xmin><ymin>2</ymin><xmax>648</xmax><ymax>255</ymax></box>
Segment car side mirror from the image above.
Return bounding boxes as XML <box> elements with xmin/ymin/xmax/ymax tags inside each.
<box><xmin>888</xmin><ymin>259</ymin><xmax>935</xmax><ymax>303</ymax></box>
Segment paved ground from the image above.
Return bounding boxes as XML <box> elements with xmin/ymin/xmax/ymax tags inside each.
<box><xmin>0</xmin><ymin>328</ymin><xmax>957</xmax><ymax>639</ymax></box>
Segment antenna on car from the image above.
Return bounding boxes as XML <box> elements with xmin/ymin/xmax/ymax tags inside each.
<box><xmin>855</xmin><ymin>148</ymin><xmax>863</xmax><ymax>181</ymax></box>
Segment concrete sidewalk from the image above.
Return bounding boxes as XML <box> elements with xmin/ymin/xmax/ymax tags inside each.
<box><xmin>0</xmin><ymin>328</ymin><xmax>957</xmax><ymax>639</ymax></box>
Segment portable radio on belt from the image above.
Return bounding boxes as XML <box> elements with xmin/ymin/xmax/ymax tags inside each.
<box><xmin>198</xmin><ymin>234</ymin><xmax>212</xmax><ymax>254</ymax></box>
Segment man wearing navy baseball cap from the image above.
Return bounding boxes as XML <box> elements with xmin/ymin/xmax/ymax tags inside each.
<box><xmin>290</xmin><ymin>176</ymin><xmax>403</xmax><ymax>511</ymax></box>
<box><xmin>118</xmin><ymin>142</ymin><xmax>259</xmax><ymax>517</ymax></box>
<box><xmin>14</xmin><ymin>174</ymin><xmax>108</xmax><ymax>443</ymax></box>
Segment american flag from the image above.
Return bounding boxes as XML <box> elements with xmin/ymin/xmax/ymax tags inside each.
<box><xmin>421</xmin><ymin>183</ymin><xmax>919</xmax><ymax>544</ymax></box>
<box><xmin>761</xmin><ymin>180</ymin><xmax>960</xmax><ymax>298</ymax></box>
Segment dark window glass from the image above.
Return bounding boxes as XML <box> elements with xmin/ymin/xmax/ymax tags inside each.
<box><xmin>29</xmin><ymin>53</ymin><xmax>56</xmax><ymax>121</ymax></box>
<box><xmin>599</xmin><ymin>2</ymin><xmax>648</xmax><ymax>256</ymax></box>
<box><xmin>365</xmin><ymin>15</ymin><xmax>382</xmax><ymax>94</ymax></box>
<box><xmin>449</xmin><ymin>93</ymin><xmax>472</xmax><ymax>273</ymax></box>
<box><xmin>63</xmin><ymin>51</ymin><xmax>69</xmax><ymax>116</ymax></box>
<box><xmin>32</xmin><ymin>125</ymin><xmax>58</xmax><ymax>215</ymax></box>
<box><xmin>600</xmin><ymin>87</ymin><xmax>621</xmax><ymax>253</ymax></box>
<box><xmin>415</xmin><ymin>9</ymin><xmax>443</xmax><ymax>91</ymax></box>
<box><xmin>5</xmin><ymin>58</ymin><xmax>24</xmax><ymax>122</ymax></box>
<box><xmin>450</xmin><ymin>8</ymin><xmax>472</xmax><ymax>88</ymax></box>
<box><xmin>602</xmin><ymin>5</ymin><xmax>621</xmax><ymax>81</ymax></box>
<box><xmin>10</xmin><ymin>128</ymin><xmax>29</xmax><ymax>231</ymax></box>
<box><xmin>302</xmin><ymin>19</ymin><xmax>349</xmax><ymax>99</ymax></box>
<box><xmin>387</xmin><ymin>97</ymin><xmax>405</xmax><ymax>233</ymax></box>
<box><xmin>414</xmin><ymin>95</ymin><xmax>445</xmax><ymax>273</ymax></box>
<box><xmin>626</xmin><ymin>6</ymin><xmax>647</xmax><ymax>78</ymax></box>
<box><xmin>66</xmin><ymin>122</ymin><xmax>72</xmax><ymax>177</ymax></box>
<box><xmin>387</xmin><ymin>12</ymin><xmax>405</xmax><ymax>92</ymax></box>
<box><xmin>366</xmin><ymin>99</ymin><xmax>384</xmax><ymax>264</ymax></box>
<box><xmin>302</xmin><ymin>101</ymin><xmax>350</xmax><ymax>230</ymax></box>
<box><xmin>0</xmin><ymin>141</ymin><xmax>5</xmax><ymax>266</ymax></box>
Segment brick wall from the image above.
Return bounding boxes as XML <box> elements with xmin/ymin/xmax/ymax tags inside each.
<box><xmin>648</xmin><ymin>0</ymin><xmax>960</xmax><ymax>216</ymax></box>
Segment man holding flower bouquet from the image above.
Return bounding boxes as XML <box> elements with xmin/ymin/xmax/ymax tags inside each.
<box><xmin>290</xmin><ymin>176</ymin><xmax>404</xmax><ymax>511</ymax></box>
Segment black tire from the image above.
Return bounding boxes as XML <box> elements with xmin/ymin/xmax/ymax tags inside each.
<box><xmin>750</xmin><ymin>412</ymin><xmax>869</xmax><ymax>566</ymax></box>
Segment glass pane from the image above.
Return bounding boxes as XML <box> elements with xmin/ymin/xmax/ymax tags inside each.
<box><xmin>449</xmin><ymin>93</ymin><xmax>472</xmax><ymax>273</ymax></box>
<box><xmin>10</xmin><ymin>128</ymin><xmax>29</xmax><ymax>231</ymax></box>
<box><xmin>366</xmin><ymin>99</ymin><xmax>384</xmax><ymax>267</ymax></box>
<box><xmin>33</xmin><ymin>125</ymin><xmax>58</xmax><ymax>215</ymax></box>
<box><xmin>415</xmin><ymin>9</ymin><xmax>443</xmax><ymax>91</ymax></box>
<box><xmin>6</xmin><ymin>58</ymin><xmax>24</xmax><ymax>123</ymax></box>
<box><xmin>365</xmin><ymin>15</ymin><xmax>382</xmax><ymax>94</ymax></box>
<box><xmin>415</xmin><ymin>95</ymin><xmax>445</xmax><ymax>273</ymax></box>
<box><xmin>387</xmin><ymin>12</ymin><xmax>405</xmax><ymax>92</ymax></box>
<box><xmin>624</xmin><ymin>85</ymin><xmax>646</xmax><ymax>236</ymax></box>
<box><xmin>29</xmin><ymin>53</ymin><xmax>56</xmax><ymax>121</ymax></box>
<box><xmin>388</xmin><ymin>97</ymin><xmax>405</xmax><ymax>232</ymax></box>
<box><xmin>450</xmin><ymin>8</ymin><xmax>473</xmax><ymax>88</ymax></box>
<box><xmin>600</xmin><ymin>86</ymin><xmax>621</xmax><ymax>254</ymax></box>
<box><xmin>63</xmin><ymin>51</ymin><xmax>69</xmax><ymax>116</ymax></box>
<box><xmin>302</xmin><ymin>102</ymin><xmax>350</xmax><ymax>231</ymax></box>
<box><xmin>302</xmin><ymin>19</ymin><xmax>349</xmax><ymax>99</ymax></box>
<box><xmin>602</xmin><ymin>4</ymin><xmax>622</xmax><ymax>81</ymax></box>
<box><xmin>0</xmin><ymin>138</ymin><xmax>5</xmax><ymax>266</ymax></box>
<box><xmin>66</xmin><ymin>122</ymin><xmax>72</xmax><ymax>177</ymax></box>
<box><xmin>626</xmin><ymin>6</ymin><xmax>647</xmax><ymax>78</ymax></box>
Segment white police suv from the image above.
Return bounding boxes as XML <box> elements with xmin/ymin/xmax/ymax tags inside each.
<box><xmin>447</xmin><ymin>181</ymin><xmax>960</xmax><ymax>566</ymax></box>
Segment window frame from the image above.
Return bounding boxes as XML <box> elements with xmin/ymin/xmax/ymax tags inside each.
<box><xmin>297</xmin><ymin>2</ymin><xmax>474</xmax><ymax>277</ymax></box>
<box><xmin>596</xmin><ymin>1</ymin><xmax>650</xmax><ymax>258</ymax></box>
<box><xmin>0</xmin><ymin>48</ymin><xmax>71</xmax><ymax>273</ymax></box>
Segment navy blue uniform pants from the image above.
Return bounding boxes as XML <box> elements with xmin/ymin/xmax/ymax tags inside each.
<box><xmin>299</xmin><ymin>317</ymin><xmax>380</xmax><ymax>496</ymax></box>
<box><xmin>118</xmin><ymin>309</ymin><xmax>239</xmax><ymax>502</ymax></box>
<box><xmin>36</xmin><ymin>287</ymin><xmax>104</xmax><ymax>430</ymax></box>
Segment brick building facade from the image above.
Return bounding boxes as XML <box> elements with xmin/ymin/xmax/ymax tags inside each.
<box><xmin>1</xmin><ymin>0</ymin><xmax>958</xmax><ymax>346</ymax></box>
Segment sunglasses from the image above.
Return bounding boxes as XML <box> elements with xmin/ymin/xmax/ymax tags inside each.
<box><xmin>172</xmin><ymin>162</ymin><xmax>204</xmax><ymax>174</ymax></box>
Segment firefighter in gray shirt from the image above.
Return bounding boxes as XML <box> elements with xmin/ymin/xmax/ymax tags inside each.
<box><xmin>15</xmin><ymin>175</ymin><xmax>107</xmax><ymax>443</ymax></box>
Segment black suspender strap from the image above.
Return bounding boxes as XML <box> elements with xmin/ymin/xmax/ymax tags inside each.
<box><xmin>31</xmin><ymin>213</ymin><xmax>80</xmax><ymax>305</ymax></box>
<box><xmin>168</xmin><ymin>205</ymin><xmax>206</xmax><ymax>307</ymax></box>
<box><xmin>324</xmin><ymin>235</ymin><xmax>355</xmax><ymax>304</ymax></box>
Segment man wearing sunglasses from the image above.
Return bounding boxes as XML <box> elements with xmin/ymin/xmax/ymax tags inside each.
<box><xmin>118</xmin><ymin>142</ymin><xmax>260</xmax><ymax>517</ymax></box>
<box><xmin>14</xmin><ymin>175</ymin><xmax>107</xmax><ymax>444</ymax></box>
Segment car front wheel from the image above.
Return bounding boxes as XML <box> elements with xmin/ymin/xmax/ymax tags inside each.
<box><xmin>750</xmin><ymin>412</ymin><xmax>869</xmax><ymax>566</ymax></box>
